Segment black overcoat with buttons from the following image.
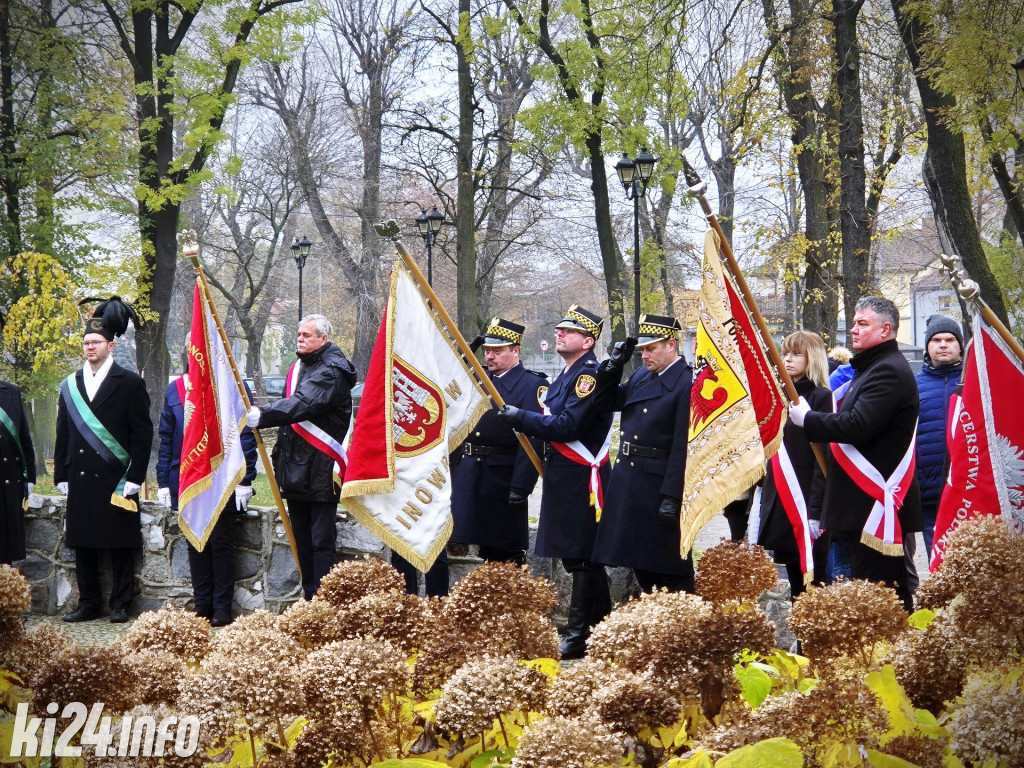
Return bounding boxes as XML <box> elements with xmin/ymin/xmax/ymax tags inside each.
<box><xmin>55</xmin><ymin>364</ymin><xmax>153</xmax><ymax>549</ymax></box>
<box><xmin>591</xmin><ymin>358</ymin><xmax>694</xmax><ymax>575</ymax></box>
<box><xmin>516</xmin><ymin>351</ymin><xmax>613</xmax><ymax>560</ymax></box>
<box><xmin>1</xmin><ymin>380</ymin><xmax>36</xmax><ymax>563</ymax></box>
<box><xmin>451</xmin><ymin>363</ymin><xmax>547</xmax><ymax>550</ymax></box>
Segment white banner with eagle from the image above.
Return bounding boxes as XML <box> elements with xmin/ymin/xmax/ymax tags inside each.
<box><xmin>340</xmin><ymin>261</ymin><xmax>490</xmax><ymax>571</ymax></box>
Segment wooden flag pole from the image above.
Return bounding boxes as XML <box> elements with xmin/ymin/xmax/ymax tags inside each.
<box><xmin>682</xmin><ymin>158</ymin><xmax>828</xmax><ymax>475</ymax></box>
<box><xmin>178</xmin><ymin>231</ymin><xmax>304</xmax><ymax>581</ymax></box>
<box><xmin>939</xmin><ymin>253</ymin><xmax>1024</xmax><ymax>366</ymax></box>
<box><xmin>374</xmin><ymin>220</ymin><xmax>544</xmax><ymax>478</ymax></box>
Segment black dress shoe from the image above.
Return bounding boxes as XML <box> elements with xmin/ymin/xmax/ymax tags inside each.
<box><xmin>210</xmin><ymin>608</ymin><xmax>233</xmax><ymax>628</ymax></box>
<box><xmin>109</xmin><ymin>608</ymin><xmax>129</xmax><ymax>623</ymax></box>
<box><xmin>64</xmin><ymin>607</ymin><xmax>102</xmax><ymax>623</ymax></box>
<box><xmin>188</xmin><ymin>604</ymin><xmax>214</xmax><ymax>620</ymax></box>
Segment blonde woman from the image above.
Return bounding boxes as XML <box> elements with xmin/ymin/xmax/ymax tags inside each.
<box><xmin>757</xmin><ymin>331</ymin><xmax>833</xmax><ymax>600</ymax></box>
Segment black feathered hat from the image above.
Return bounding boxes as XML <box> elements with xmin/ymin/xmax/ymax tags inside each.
<box><xmin>79</xmin><ymin>296</ymin><xmax>142</xmax><ymax>340</ymax></box>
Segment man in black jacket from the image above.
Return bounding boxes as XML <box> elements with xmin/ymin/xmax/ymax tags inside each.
<box><xmin>789</xmin><ymin>296</ymin><xmax>922</xmax><ymax>610</ymax></box>
<box><xmin>248</xmin><ymin>314</ymin><xmax>357</xmax><ymax>600</ymax></box>
<box><xmin>1</xmin><ymin>377</ymin><xmax>36</xmax><ymax>565</ymax></box>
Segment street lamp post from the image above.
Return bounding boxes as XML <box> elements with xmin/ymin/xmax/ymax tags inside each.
<box><xmin>291</xmin><ymin>235</ymin><xmax>312</xmax><ymax>322</ymax></box>
<box><xmin>415</xmin><ymin>206</ymin><xmax>445</xmax><ymax>286</ymax></box>
<box><xmin>1014</xmin><ymin>54</ymin><xmax>1024</xmax><ymax>92</ymax></box>
<box><xmin>615</xmin><ymin>147</ymin><xmax>657</xmax><ymax>334</ymax></box>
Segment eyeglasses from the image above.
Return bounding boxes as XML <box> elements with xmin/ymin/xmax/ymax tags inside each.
<box><xmin>83</xmin><ymin>340</ymin><xmax>108</xmax><ymax>347</ymax></box>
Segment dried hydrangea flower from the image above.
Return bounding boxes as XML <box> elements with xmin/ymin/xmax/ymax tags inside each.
<box><xmin>883</xmin><ymin>733</ymin><xmax>947</xmax><ymax>768</ymax></box>
<box><xmin>115</xmin><ymin>604</ymin><xmax>210</xmax><ymax>664</ymax></box>
<box><xmin>888</xmin><ymin>612</ymin><xmax>969</xmax><ymax>713</ymax></box>
<box><xmin>511</xmin><ymin>715</ymin><xmax>622</xmax><ymax>768</ymax></box>
<box><xmin>917</xmin><ymin>516</ymin><xmax>1024</xmax><ymax>610</ymax></box>
<box><xmin>695</xmin><ymin>539</ymin><xmax>779</xmax><ymax>604</ymax></box>
<box><xmin>284</xmin><ymin>715</ymin><xmax>373</xmax><ymax>768</ymax></box>
<box><xmin>125</xmin><ymin>650</ymin><xmax>187</xmax><ymax>705</ymax></box>
<box><xmin>33</xmin><ymin>644</ymin><xmax>139</xmax><ymax>713</ymax></box>
<box><xmin>337</xmin><ymin>589</ymin><xmax>433</xmax><ymax>654</ymax></box>
<box><xmin>433</xmin><ymin>656</ymin><xmax>549</xmax><ymax>740</ymax></box>
<box><xmin>0</xmin><ymin>564</ymin><xmax>31</xmax><ymax>635</ymax></box>
<box><xmin>209</xmin><ymin>622</ymin><xmax>306</xmax><ymax>667</ymax></box>
<box><xmin>0</xmin><ymin>618</ymin><xmax>75</xmax><ymax>685</ymax></box>
<box><xmin>789</xmin><ymin>579</ymin><xmax>908</xmax><ymax>665</ymax></box>
<box><xmin>80</xmin><ymin>703</ymin><xmax>208</xmax><ymax>768</ymax></box>
<box><xmin>300</xmin><ymin>637</ymin><xmax>409</xmax><ymax>717</ymax></box>
<box><xmin>946</xmin><ymin>665</ymin><xmax>1024</xmax><ymax>766</ymax></box>
<box><xmin>278</xmin><ymin>599</ymin><xmax>346</xmax><ymax>648</ymax></box>
<box><xmin>313</xmin><ymin>556</ymin><xmax>404</xmax><ymax>608</ymax></box>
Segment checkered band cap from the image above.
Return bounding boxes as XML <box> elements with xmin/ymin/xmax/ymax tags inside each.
<box><xmin>555</xmin><ymin>304</ymin><xmax>604</xmax><ymax>340</ymax></box>
<box><xmin>482</xmin><ymin>317</ymin><xmax>525</xmax><ymax>346</ymax></box>
<box><xmin>636</xmin><ymin>313</ymin><xmax>681</xmax><ymax>347</ymax></box>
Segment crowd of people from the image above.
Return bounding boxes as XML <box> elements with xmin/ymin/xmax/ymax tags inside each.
<box><xmin>0</xmin><ymin>294</ymin><xmax>963</xmax><ymax>653</ymax></box>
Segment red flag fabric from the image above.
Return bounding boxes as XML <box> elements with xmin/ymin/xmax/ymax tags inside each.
<box><xmin>932</xmin><ymin>312</ymin><xmax>1024</xmax><ymax>569</ymax></box>
<box><xmin>178</xmin><ymin>282</ymin><xmax>248</xmax><ymax>550</ymax></box>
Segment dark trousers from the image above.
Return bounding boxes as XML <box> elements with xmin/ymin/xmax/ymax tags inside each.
<box><xmin>478</xmin><ymin>545</ymin><xmax>527</xmax><ymax>566</ymax></box>
<box><xmin>391</xmin><ymin>549</ymin><xmax>450</xmax><ymax>597</ymax></box>
<box><xmin>186</xmin><ymin>510</ymin><xmax>236</xmax><ymax>611</ymax></box>
<box><xmin>780</xmin><ymin>532</ymin><xmax>831</xmax><ymax>601</ymax></box>
<box><xmin>843</xmin><ymin>531</ymin><xmax>914</xmax><ymax>611</ymax></box>
<box><xmin>634</xmin><ymin>568</ymin><xmax>695</xmax><ymax>593</ymax></box>
<box><xmin>723</xmin><ymin>495</ymin><xmax>750</xmax><ymax>541</ymax></box>
<box><xmin>286</xmin><ymin>500</ymin><xmax>338</xmax><ymax>600</ymax></box>
<box><xmin>74</xmin><ymin>546</ymin><xmax>135</xmax><ymax>611</ymax></box>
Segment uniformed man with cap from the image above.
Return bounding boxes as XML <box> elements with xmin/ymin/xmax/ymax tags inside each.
<box><xmin>497</xmin><ymin>304</ymin><xmax>614</xmax><ymax>658</ymax></box>
<box><xmin>592</xmin><ymin>314</ymin><xmax>695</xmax><ymax>592</ymax></box>
<box><xmin>55</xmin><ymin>298</ymin><xmax>152</xmax><ymax>623</ymax></box>
<box><xmin>451</xmin><ymin>319</ymin><xmax>547</xmax><ymax>565</ymax></box>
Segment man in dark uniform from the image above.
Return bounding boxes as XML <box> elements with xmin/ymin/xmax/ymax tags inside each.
<box><xmin>1</xmin><ymin>376</ymin><xmax>35</xmax><ymax>565</ymax></box>
<box><xmin>247</xmin><ymin>314</ymin><xmax>356</xmax><ymax>600</ymax></box>
<box><xmin>592</xmin><ymin>315</ymin><xmax>695</xmax><ymax>592</ymax></box>
<box><xmin>790</xmin><ymin>295</ymin><xmax>922</xmax><ymax>610</ymax></box>
<box><xmin>451</xmin><ymin>318</ymin><xmax>546</xmax><ymax>565</ymax></box>
<box><xmin>56</xmin><ymin>298</ymin><xmax>152</xmax><ymax>622</ymax></box>
<box><xmin>497</xmin><ymin>304</ymin><xmax>613</xmax><ymax>658</ymax></box>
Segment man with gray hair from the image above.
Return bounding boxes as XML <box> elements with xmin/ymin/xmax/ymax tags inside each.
<box><xmin>788</xmin><ymin>296</ymin><xmax>922</xmax><ymax>610</ymax></box>
<box><xmin>248</xmin><ymin>314</ymin><xmax>357</xmax><ymax>599</ymax></box>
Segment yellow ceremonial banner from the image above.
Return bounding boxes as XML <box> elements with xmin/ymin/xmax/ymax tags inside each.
<box><xmin>681</xmin><ymin>230</ymin><xmax>785</xmax><ymax>556</ymax></box>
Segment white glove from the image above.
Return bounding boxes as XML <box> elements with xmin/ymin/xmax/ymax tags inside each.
<box><xmin>123</xmin><ymin>481</ymin><xmax>142</xmax><ymax>497</ymax></box>
<box><xmin>157</xmin><ymin>487</ymin><xmax>172</xmax><ymax>507</ymax></box>
<box><xmin>235</xmin><ymin>485</ymin><xmax>254</xmax><ymax>511</ymax></box>
<box><xmin>247</xmin><ymin>406</ymin><xmax>261</xmax><ymax>428</ymax></box>
<box><xmin>26</xmin><ymin>483</ymin><xmax>34</xmax><ymax>495</ymax></box>
<box><xmin>788</xmin><ymin>397</ymin><xmax>811</xmax><ymax>427</ymax></box>
<box><xmin>57</xmin><ymin>482</ymin><xmax>68</xmax><ymax>495</ymax></box>
<box><xmin>808</xmin><ymin>518</ymin><xmax>822</xmax><ymax>541</ymax></box>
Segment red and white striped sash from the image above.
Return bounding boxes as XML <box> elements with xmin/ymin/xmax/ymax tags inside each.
<box><xmin>831</xmin><ymin>378</ymin><xmax>915</xmax><ymax>555</ymax></box>
<box><xmin>770</xmin><ymin>443</ymin><xmax>813</xmax><ymax>584</ymax></box>
<box><xmin>286</xmin><ymin>362</ymin><xmax>347</xmax><ymax>488</ymax></box>
<box><xmin>541</xmin><ymin>391</ymin><xmax>612</xmax><ymax>521</ymax></box>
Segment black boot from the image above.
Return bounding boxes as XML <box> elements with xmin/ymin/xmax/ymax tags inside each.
<box><xmin>589</xmin><ymin>566</ymin><xmax>612</xmax><ymax>628</ymax></box>
<box><xmin>559</xmin><ymin>571</ymin><xmax>593</xmax><ymax>660</ymax></box>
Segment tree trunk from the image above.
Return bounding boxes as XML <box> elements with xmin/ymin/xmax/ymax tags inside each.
<box><xmin>455</xmin><ymin>0</ymin><xmax>478</xmax><ymax>339</ymax></box>
<box><xmin>588</xmin><ymin>131</ymin><xmax>627</xmax><ymax>347</ymax></box>
<box><xmin>0</xmin><ymin>0</ymin><xmax>21</xmax><ymax>260</ymax></box>
<box><xmin>891</xmin><ymin>0</ymin><xmax>1008</xmax><ymax>325</ymax></box>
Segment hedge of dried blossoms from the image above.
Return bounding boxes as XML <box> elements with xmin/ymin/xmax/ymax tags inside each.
<box><xmin>3</xmin><ymin>524</ymin><xmax>1023</xmax><ymax>767</ymax></box>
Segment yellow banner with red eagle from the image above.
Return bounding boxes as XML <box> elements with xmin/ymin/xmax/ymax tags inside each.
<box><xmin>680</xmin><ymin>229</ymin><xmax>786</xmax><ymax>556</ymax></box>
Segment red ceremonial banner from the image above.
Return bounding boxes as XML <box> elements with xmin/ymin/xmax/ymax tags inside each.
<box><xmin>931</xmin><ymin>315</ymin><xmax>1024</xmax><ymax>569</ymax></box>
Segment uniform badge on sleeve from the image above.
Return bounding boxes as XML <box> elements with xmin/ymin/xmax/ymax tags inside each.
<box><xmin>537</xmin><ymin>385</ymin><xmax>548</xmax><ymax>407</ymax></box>
<box><xmin>575</xmin><ymin>375</ymin><xmax>596</xmax><ymax>398</ymax></box>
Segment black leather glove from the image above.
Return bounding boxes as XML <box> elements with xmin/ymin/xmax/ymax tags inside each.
<box><xmin>658</xmin><ymin>495</ymin><xmax>681</xmax><ymax>530</ymax></box>
<box><xmin>496</xmin><ymin>405</ymin><xmax>524</xmax><ymax>428</ymax></box>
<box><xmin>469</xmin><ymin>335</ymin><xmax>486</xmax><ymax>353</ymax></box>
<box><xmin>598</xmin><ymin>337</ymin><xmax>639</xmax><ymax>373</ymax></box>
<box><xmin>508</xmin><ymin>489</ymin><xmax>528</xmax><ymax>507</ymax></box>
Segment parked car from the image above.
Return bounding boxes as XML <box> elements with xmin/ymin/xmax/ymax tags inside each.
<box><xmin>243</xmin><ymin>376</ymin><xmax>287</xmax><ymax>403</ymax></box>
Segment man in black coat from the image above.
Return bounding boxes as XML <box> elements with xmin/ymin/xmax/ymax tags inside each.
<box><xmin>1</xmin><ymin>378</ymin><xmax>36</xmax><ymax>565</ymax></box>
<box><xmin>248</xmin><ymin>314</ymin><xmax>356</xmax><ymax>600</ymax></box>
<box><xmin>790</xmin><ymin>295</ymin><xmax>922</xmax><ymax>610</ymax></box>
<box><xmin>591</xmin><ymin>315</ymin><xmax>695</xmax><ymax>592</ymax></box>
<box><xmin>451</xmin><ymin>318</ymin><xmax>546</xmax><ymax>565</ymax></box>
<box><xmin>497</xmin><ymin>304</ymin><xmax>613</xmax><ymax>658</ymax></box>
<box><xmin>56</xmin><ymin>304</ymin><xmax>152</xmax><ymax>622</ymax></box>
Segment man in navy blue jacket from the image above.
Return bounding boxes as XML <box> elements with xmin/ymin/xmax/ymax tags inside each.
<box><xmin>451</xmin><ymin>319</ymin><xmax>546</xmax><ymax>565</ymax></box>
<box><xmin>498</xmin><ymin>304</ymin><xmax>613</xmax><ymax>658</ymax></box>
<box><xmin>914</xmin><ymin>315</ymin><xmax>963</xmax><ymax>559</ymax></box>
<box><xmin>157</xmin><ymin>368</ymin><xmax>258</xmax><ymax>626</ymax></box>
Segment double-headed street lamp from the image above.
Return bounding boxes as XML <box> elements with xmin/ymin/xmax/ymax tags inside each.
<box><xmin>291</xmin><ymin>235</ymin><xmax>312</xmax><ymax>322</ymax></box>
<box><xmin>615</xmin><ymin>147</ymin><xmax>657</xmax><ymax>333</ymax></box>
<box><xmin>415</xmin><ymin>206</ymin><xmax>445</xmax><ymax>287</ymax></box>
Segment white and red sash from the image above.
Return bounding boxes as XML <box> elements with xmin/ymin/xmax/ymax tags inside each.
<box><xmin>286</xmin><ymin>361</ymin><xmax>347</xmax><ymax>488</ymax></box>
<box><xmin>770</xmin><ymin>442</ymin><xmax>814</xmax><ymax>584</ymax></box>
<box><xmin>831</xmin><ymin>379</ymin><xmax>915</xmax><ymax>556</ymax></box>
<box><xmin>541</xmin><ymin>388</ymin><xmax>612</xmax><ymax>521</ymax></box>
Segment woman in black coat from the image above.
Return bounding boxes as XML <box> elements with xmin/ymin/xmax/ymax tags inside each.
<box><xmin>757</xmin><ymin>331</ymin><xmax>832</xmax><ymax>600</ymax></box>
